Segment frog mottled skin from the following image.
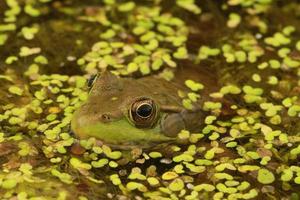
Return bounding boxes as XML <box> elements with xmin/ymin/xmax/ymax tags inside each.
<box><xmin>71</xmin><ymin>65</ymin><xmax>219</xmax><ymax>148</ymax></box>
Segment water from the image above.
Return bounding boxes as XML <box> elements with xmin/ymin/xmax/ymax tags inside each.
<box><xmin>0</xmin><ymin>0</ymin><xmax>300</xmax><ymax>199</ymax></box>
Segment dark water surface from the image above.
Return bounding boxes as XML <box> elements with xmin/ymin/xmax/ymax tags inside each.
<box><xmin>0</xmin><ymin>0</ymin><xmax>300</xmax><ymax>199</ymax></box>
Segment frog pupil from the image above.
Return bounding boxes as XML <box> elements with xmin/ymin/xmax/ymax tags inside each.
<box><xmin>137</xmin><ymin>104</ymin><xmax>152</xmax><ymax>118</ymax></box>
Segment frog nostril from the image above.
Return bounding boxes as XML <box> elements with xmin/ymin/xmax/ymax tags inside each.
<box><xmin>101</xmin><ymin>114</ymin><xmax>111</xmax><ymax>122</ymax></box>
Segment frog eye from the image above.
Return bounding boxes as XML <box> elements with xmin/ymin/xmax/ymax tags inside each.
<box><xmin>129</xmin><ymin>97</ymin><xmax>158</xmax><ymax>128</ymax></box>
<box><xmin>87</xmin><ymin>74</ymin><xmax>97</xmax><ymax>89</ymax></box>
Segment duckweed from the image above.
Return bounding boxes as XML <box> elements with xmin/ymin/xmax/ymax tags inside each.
<box><xmin>216</xmin><ymin>183</ymin><xmax>237</xmax><ymax>194</ymax></box>
<box><xmin>176</xmin><ymin>0</ymin><xmax>201</xmax><ymax>14</ymax></box>
<box><xmin>196</xmin><ymin>46</ymin><xmax>220</xmax><ymax>62</ymax></box>
<box><xmin>288</xmin><ymin>105</ymin><xmax>300</xmax><ymax>117</ymax></box>
<box><xmin>281</xmin><ymin>169</ymin><xmax>293</xmax><ymax>182</ymax></box>
<box><xmin>0</xmin><ymin>23</ymin><xmax>16</xmax><ymax>32</ymax></box>
<box><xmin>147</xmin><ymin>177</ymin><xmax>160</xmax><ymax>186</ymax></box>
<box><xmin>8</xmin><ymin>86</ymin><xmax>23</xmax><ymax>96</ymax></box>
<box><xmin>227</xmin><ymin>13</ymin><xmax>241</xmax><ymax>28</ymax></box>
<box><xmin>220</xmin><ymin>85</ymin><xmax>241</xmax><ymax>95</ymax></box>
<box><xmin>257</xmin><ymin>168</ymin><xmax>275</xmax><ymax>184</ymax></box>
<box><xmin>168</xmin><ymin>178</ymin><xmax>184</xmax><ymax>192</ymax></box>
<box><xmin>126</xmin><ymin>182</ymin><xmax>147</xmax><ymax>192</ymax></box>
<box><xmin>162</xmin><ymin>172</ymin><xmax>179</xmax><ymax>180</ymax></box>
<box><xmin>51</xmin><ymin>169</ymin><xmax>73</xmax><ymax>184</ymax></box>
<box><xmin>184</xmin><ymin>80</ymin><xmax>204</xmax><ymax>91</ymax></box>
<box><xmin>91</xmin><ymin>158</ymin><xmax>109</xmax><ymax>168</ymax></box>
<box><xmin>0</xmin><ymin>34</ymin><xmax>8</xmax><ymax>45</ymax></box>
<box><xmin>203</xmin><ymin>101</ymin><xmax>222</xmax><ymax>111</ymax></box>
<box><xmin>21</xmin><ymin>26</ymin><xmax>39</xmax><ymax>40</ymax></box>
<box><xmin>102</xmin><ymin>145</ymin><xmax>122</xmax><ymax>160</ymax></box>
<box><xmin>1</xmin><ymin>179</ymin><xmax>17</xmax><ymax>189</ymax></box>
<box><xmin>296</xmin><ymin>41</ymin><xmax>300</xmax><ymax>51</ymax></box>
<box><xmin>264</xmin><ymin>32</ymin><xmax>291</xmax><ymax>47</ymax></box>
<box><xmin>149</xmin><ymin>152</ymin><xmax>162</xmax><ymax>158</ymax></box>
<box><xmin>173</xmin><ymin>153</ymin><xmax>194</xmax><ymax>162</ymax></box>
<box><xmin>110</xmin><ymin>174</ymin><xmax>121</xmax><ymax>186</ymax></box>
<box><xmin>70</xmin><ymin>157</ymin><xmax>92</xmax><ymax>170</ymax></box>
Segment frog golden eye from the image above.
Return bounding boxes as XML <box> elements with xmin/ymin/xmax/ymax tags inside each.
<box><xmin>129</xmin><ymin>98</ymin><xmax>158</xmax><ymax>128</ymax></box>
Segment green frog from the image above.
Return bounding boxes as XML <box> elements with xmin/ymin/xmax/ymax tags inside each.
<box><xmin>71</xmin><ymin>65</ymin><xmax>220</xmax><ymax>149</ymax></box>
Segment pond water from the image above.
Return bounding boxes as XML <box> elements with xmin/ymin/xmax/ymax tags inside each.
<box><xmin>0</xmin><ymin>0</ymin><xmax>300</xmax><ymax>199</ymax></box>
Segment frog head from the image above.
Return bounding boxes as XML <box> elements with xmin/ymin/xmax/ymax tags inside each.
<box><xmin>71</xmin><ymin>71</ymin><xmax>191</xmax><ymax>148</ymax></box>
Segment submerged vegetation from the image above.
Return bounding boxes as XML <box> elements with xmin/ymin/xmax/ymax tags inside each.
<box><xmin>0</xmin><ymin>0</ymin><xmax>300</xmax><ymax>199</ymax></box>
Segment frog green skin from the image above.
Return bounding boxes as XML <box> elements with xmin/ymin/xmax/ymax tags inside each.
<box><xmin>71</xmin><ymin>65</ymin><xmax>219</xmax><ymax>148</ymax></box>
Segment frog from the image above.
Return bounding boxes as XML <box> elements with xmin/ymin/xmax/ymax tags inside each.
<box><xmin>71</xmin><ymin>64</ymin><xmax>221</xmax><ymax>149</ymax></box>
